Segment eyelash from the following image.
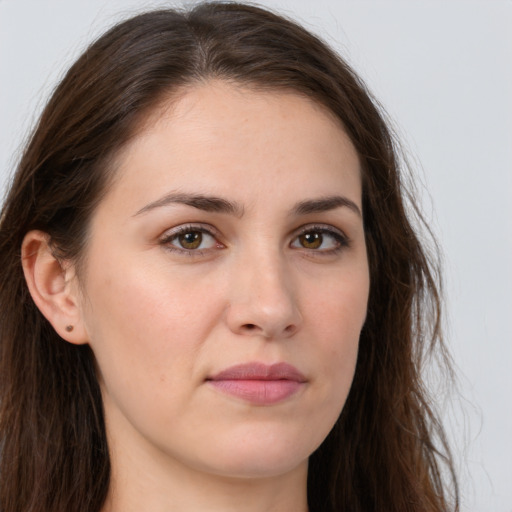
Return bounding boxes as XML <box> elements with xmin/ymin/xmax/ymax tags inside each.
<box><xmin>159</xmin><ymin>223</ymin><xmax>349</xmax><ymax>257</ymax></box>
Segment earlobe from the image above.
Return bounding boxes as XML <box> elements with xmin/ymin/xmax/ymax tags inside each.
<box><xmin>21</xmin><ymin>230</ymin><xmax>88</xmax><ymax>345</ymax></box>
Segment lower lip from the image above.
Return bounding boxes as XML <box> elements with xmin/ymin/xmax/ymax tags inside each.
<box><xmin>208</xmin><ymin>379</ymin><xmax>303</xmax><ymax>405</ymax></box>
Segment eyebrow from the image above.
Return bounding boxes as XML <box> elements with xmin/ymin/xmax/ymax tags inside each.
<box><xmin>292</xmin><ymin>196</ymin><xmax>362</xmax><ymax>218</ymax></box>
<box><xmin>134</xmin><ymin>192</ymin><xmax>245</xmax><ymax>217</ymax></box>
<box><xmin>134</xmin><ymin>192</ymin><xmax>361</xmax><ymax>218</ymax></box>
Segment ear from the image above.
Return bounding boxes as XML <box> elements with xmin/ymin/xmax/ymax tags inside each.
<box><xmin>21</xmin><ymin>230</ymin><xmax>88</xmax><ymax>345</ymax></box>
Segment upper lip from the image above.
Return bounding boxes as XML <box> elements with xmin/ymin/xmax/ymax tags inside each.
<box><xmin>207</xmin><ymin>362</ymin><xmax>307</xmax><ymax>382</ymax></box>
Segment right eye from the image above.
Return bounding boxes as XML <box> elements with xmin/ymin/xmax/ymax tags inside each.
<box><xmin>160</xmin><ymin>225</ymin><xmax>223</xmax><ymax>254</ymax></box>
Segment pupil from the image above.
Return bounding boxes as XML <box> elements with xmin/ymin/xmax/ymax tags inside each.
<box><xmin>180</xmin><ymin>232</ymin><xmax>202</xmax><ymax>249</ymax></box>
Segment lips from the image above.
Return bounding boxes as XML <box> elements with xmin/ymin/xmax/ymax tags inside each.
<box><xmin>206</xmin><ymin>362</ymin><xmax>307</xmax><ymax>405</ymax></box>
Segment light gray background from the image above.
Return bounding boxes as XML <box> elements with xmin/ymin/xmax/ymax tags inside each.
<box><xmin>1</xmin><ymin>1</ymin><xmax>511</xmax><ymax>510</ymax></box>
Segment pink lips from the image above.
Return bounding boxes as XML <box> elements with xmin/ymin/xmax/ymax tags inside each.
<box><xmin>206</xmin><ymin>362</ymin><xmax>307</xmax><ymax>405</ymax></box>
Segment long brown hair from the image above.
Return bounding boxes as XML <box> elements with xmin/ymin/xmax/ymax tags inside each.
<box><xmin>0</xmin><ymin>3</ymin><xmax>458</xmax><ymax>511</ymax></box>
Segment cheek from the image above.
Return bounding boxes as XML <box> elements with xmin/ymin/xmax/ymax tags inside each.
<box><xmin>305</xmin><ymin>270</ymin><xmax>368</xmax><ymax>394</ymax></box>
<box><xmin>309</xmin><ymin>268</ymin><xmax>368</xmax><ymax>341</ymax></box>
<box><xmin>280</xmin><ymin>275</ymin><xmax>367</xmax><ymax>454</ymax></box>
<box><xmin>80</xmin><ymin>254</ymin><xmax>223</xmax><ymax>392</ymax></box>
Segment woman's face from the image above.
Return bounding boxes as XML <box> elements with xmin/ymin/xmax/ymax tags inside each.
<box><xmin>77</xmin><ymin>82</ymin><xmax>369</xmax><ymax>480</ymax></box>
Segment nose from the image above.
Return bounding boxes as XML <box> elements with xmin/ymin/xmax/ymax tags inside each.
<box><xmin>225</xmin><ymin>251</ymin><xmax>303</xmax><ymax>340</ymax></box>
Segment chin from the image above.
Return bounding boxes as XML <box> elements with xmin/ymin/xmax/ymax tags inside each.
<box><xmin>191</xmin><ymin>428</ymin><xmax>316</xmax><ymax>480</ymax></box>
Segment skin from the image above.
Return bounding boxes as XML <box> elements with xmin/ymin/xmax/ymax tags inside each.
<box><xmin>24</xmin><ymin>82</ymin><xmax>370</xmax><ymax>512</ymax></box>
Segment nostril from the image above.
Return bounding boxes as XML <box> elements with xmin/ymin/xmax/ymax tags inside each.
<box><xmin>239</xmin><ymin>323</ymin><xmax>296</xmax><ymax>337</ymax></box>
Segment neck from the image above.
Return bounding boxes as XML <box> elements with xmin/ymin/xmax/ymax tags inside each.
<box><xmin>102</xmin><ymin>429</ymin><xmax>309</xmax><ymax>512</ymax></box>
<box><xmin>103</xmin><ymin>456</ymin><xmax>309</xmax><ymax>512</ymax></box>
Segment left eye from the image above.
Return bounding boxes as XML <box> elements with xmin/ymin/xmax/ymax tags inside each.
<box><xmin>290</xmin><ymin>229</ymin><xmax>344</xmax><ymax>251</ymax></box>
<box><xmin>165</xmin><ymin>229</ymin><xmax>218</xmax><ymax>251</ymax></box>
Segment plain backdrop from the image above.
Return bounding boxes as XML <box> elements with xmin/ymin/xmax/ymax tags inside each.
<box><xmin>1</xmin><ymin>1</ymin><xmax>511</xmax><ymax>510</ymax></box>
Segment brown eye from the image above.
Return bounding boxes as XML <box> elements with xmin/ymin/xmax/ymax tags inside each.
<box><xmin>298</xmin><ymin>232</ymin><xmax>322</xmax><ymax>249</ymax></box>
<box><xmin>291</xmin><ymin>227</ymin><xmax>347</xmax><ymax>253</ymax></box>
<box><xmin>162</xmin><ymin>227</ymin><xmax>219</xmax><ymax>253</ymax></box>
<box><xmin>178</xmin><ymin>231</ymin><xmax>203</xmax><ymax>250</ymax></box>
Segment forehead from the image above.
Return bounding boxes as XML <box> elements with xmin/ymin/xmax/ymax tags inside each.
<box><xmin>105</xmin><ymin>81</ymin><xmax>362</xmax><ymax>215</ymax></box>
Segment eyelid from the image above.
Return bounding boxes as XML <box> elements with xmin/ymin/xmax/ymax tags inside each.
<box><xmin>160</xmin><ymin>222</ymin><xmax>221</xmax><ymax>239</ymax></box>
<box><xmin>294</xmin><ymin>223</ymin><xmax>347</xmax><ymax>238</ymax></box>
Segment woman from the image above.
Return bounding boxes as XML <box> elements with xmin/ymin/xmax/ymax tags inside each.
<box><xmin>0</xmin><ymin>2</ymin><xmax>458</xmax><ymax>511</ymax></box>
